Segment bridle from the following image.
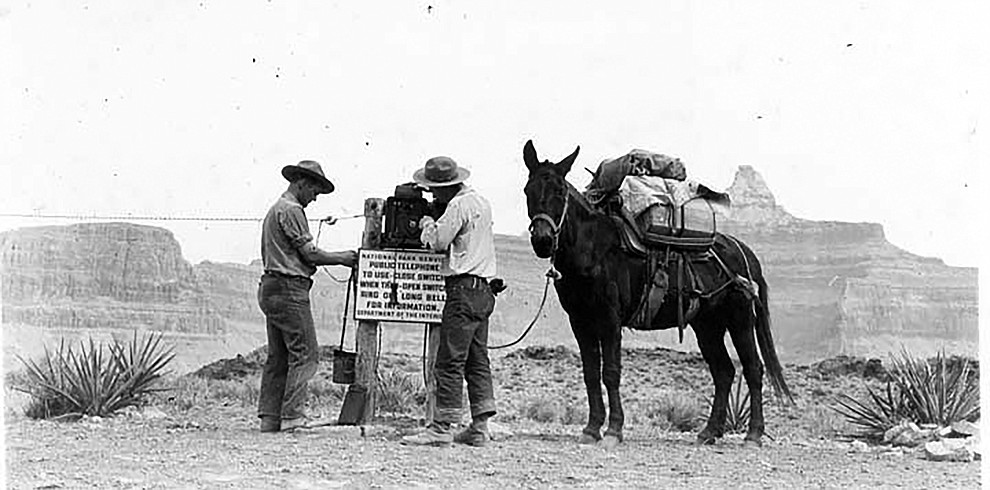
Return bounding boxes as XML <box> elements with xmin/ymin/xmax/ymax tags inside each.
<box><xmin>528</xmin><ymin>185</ymin><xmax>570</xmax><ymax>256</ymax></box>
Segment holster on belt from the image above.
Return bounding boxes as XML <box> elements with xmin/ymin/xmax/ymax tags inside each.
<box><xmin>489</xmin><ymin>278</ymin><xmax>507</xmax><ymax>296</ymax></box>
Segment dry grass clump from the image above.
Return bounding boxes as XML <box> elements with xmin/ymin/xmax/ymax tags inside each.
<box><xmin>376</xmin><ymin>368</ymin><xmax>426</xmax><ymax>415</ymax></box>
<box><xmin>158</xmin><ymin>368</ymin><xmax>424</xmax><ymax>416</ymax></box>
<box><xmin>157</xmin><ymin>375</ymin><xmax>263</xmax><ymax>411</ymax></box>
<box><xmin>522</xmin><ymin>396</ymin><xmax>583</xmax><ymax>425</ymax></box>
<box><xmin>644</xmin><ymin>391</ymin><xmax>705</xmax><ymax>432</ymax></box>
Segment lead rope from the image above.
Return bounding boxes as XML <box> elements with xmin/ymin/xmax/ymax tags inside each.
<box><xmin>487</xmin><ymin>190</ymin><xmax>568</xmax><ymax>350</ymax></box>
<box><xmin>487</xmin><ymin>271</ymin><xmax>554</xmax><ymax>350</ymax></box>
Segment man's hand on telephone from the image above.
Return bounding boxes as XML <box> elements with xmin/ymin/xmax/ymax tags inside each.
<box><xmin>341</xmin><ymin>250</ymin><xmax>359</xmax><ymax>268</ymax></box>
<box><xmin>418</xmin><ymin>215</ymin><xmax>435</xmax><ymax>229</ymax></box>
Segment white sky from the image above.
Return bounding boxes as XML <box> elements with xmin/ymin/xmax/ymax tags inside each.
<box><xmin>1</xmin><ymin>1</ymin><xmax>986</xmax><ymax>267</ymax></box>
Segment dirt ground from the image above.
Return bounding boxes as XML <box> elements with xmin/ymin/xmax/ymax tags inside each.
<box><xmin>3</xmin><ymin>346</ymin><xmax>983</xmax><ymax>489</ymax></box>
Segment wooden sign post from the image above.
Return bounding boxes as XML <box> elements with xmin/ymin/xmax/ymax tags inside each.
<box><xmin>341</xmin><ymin>196</ymin><xmax>446</xmax><ymax>425</ymax></box>
<box><xmin>350</xmin><ymin>198</ymin><xmax>383</xmax><ymax>424</ymax></box>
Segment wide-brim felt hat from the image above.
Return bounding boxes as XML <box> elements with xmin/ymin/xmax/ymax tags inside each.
<box><xmin>412</xmin><ymin>156</ymin><xmax>471</xmax><ymax>187</ymax></box>
<box><xmin>282</xmin><ymin>160</ymin><xmax>335</xmax><ymax>194</ymax></box>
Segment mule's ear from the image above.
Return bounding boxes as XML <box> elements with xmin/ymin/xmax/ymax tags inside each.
<box><xmin>557</xmin><ymin>146</ymin><xmax>580</xmax><ymax>175</ymax></box>
<box><xmin>523</xmin><ymin>140</ymin><xmax>538</xmax><ymax>172</ymax></box>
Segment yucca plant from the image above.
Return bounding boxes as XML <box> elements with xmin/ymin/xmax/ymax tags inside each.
<box><xmin>725</xmin><ymin>375</ymin><xmax>752</xmax><ymax>433</ymax></box>
<box><xmin>888</xmin><ymin>350</ymin><xmax>979</xmax><ymax>427</ymax></box>
<box><xmin>704</xmin><ymin>376</ymin><xmax>751</xmax><ymax>434</ymax></box>
<box><xmin>14</xmin><ymin>332</ymin><xmax>175</xmax><ymax>419</ymax></box>
<box><xmin>832</xmin><ymin>379</ymin><xmax>909</xmax><ymax>439</ymax></box>
<box><xmin>832</xmin><ymin>349</ymin><xmax>979</xmax><ymax>439</ymax></box>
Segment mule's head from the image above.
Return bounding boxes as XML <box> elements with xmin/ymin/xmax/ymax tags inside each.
<box><xmin>522</xmin><ymin>140</ymin><xmax>580</xmax><ymax>259</ymax></box>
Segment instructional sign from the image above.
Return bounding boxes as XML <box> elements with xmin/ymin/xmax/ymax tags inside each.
<box><xmin>354</xmin><ymin>249</ymin><xmax>447</xmax><ymax>323</ymax></box>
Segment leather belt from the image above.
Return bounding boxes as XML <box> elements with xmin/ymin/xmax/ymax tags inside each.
<box><xmin>263</xmin><ymin>270</ymin><xmax>312</xmax><ymax>283</ymax></box>
<box><xmin>445</xmin><ymin>274</ymin><xmax>488</xmax><ymax>290</ymax></box>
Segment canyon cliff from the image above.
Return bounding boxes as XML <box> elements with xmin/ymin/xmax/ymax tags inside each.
<box><xmin>710</xmin><ymin>166</ymin><xmax>977</xmax><ymax>361</ymax></box>
<box><xmin>0</xmin><ymin>167</ymin><xmax>977</xmax><ymax>372</ymax></box>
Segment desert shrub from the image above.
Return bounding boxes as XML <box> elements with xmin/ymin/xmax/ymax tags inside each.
<box><xmin>559</xmin><ymin>401</ymin><xmax>584</xmax><ymax>425</ymax></box>
<box><xmin>157</xmin><ymin>375</ymin><xmax>209</xmax><ymax>411</ymax></box>
<box><xmin>520</xmin><ymin>397</ymin><xmax>583</xmax><ymax>425</ymax></box>
<box><xmin>161</xmin><ymin>373</ymin><xmax>336</xmax><ymax>412</ymax></box>
<box><xmin>522</xmin><ymin>396</ymin><xmax>575</xmax><ymax>424</ymax></box>
<box><xmin>157</xmin><ymin>375</ymin><xmax>251</xmax><ymax>410</ymax></box>
<box><xmin>211</xmin><ymin>378</ymin><xmax>260</xmax><ymax>405</ymax></box>
<box><xmin>832</xmin><ymin>350</ymin><xmax>980</xmax><ymax>439</ymax></box>
<box><xmin>376</xmin><ymin>368</ymin><xmax>425</xmax><ymax>414</ymax></box>
<box><xmin>646</xmin><ymin>391</ymin><xmax>704</xmax><ymax>432</ymax></box>
<box><xmin>15</xmin><ymin>333</ymin><xmax>175</xmax><ymax>419</ymax></box>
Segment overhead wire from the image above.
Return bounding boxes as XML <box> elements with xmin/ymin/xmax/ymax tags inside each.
<box><xmin>0</xmin><ymin>212</ymin><xmax>365</xmax><ymax>223</ymax></box>
<box><xmin>2</xmin><ymin>211</ymin><xmax>363</xmax><ymax>283</ymax></box>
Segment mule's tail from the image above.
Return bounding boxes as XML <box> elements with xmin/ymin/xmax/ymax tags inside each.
<box><xmin>754</xmin><ymin>275</ymin><xmax>795</xmax><ymax>404</ymax></box>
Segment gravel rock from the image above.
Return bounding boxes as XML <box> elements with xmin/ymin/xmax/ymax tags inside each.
<box><xmin>950</xmin><ymin>420</ymin><xmax>979</xmax><ymax>438</ymax></box>
<box><xmin>924</xmin><ymin>439</ymin><xmax>976</xmax><ymax>462</ymax></box>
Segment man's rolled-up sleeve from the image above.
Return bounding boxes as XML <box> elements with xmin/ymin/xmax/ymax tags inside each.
<box><xmin>278</xmin><ymin>207</ymin><xmax>314</xmax><ymax>249</ymax></box>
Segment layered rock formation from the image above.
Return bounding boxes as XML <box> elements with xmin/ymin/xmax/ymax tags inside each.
<box><xmin>1</xmin><ymin>223</ymin><xmax>221</xmax><ymax>335</ymax></box>
<box><xmin>1</xmin><ymin>166</ymin><xmax>978</xmax><ymax>372</ymax></box>
<box><xmin>711</xmin><ymin>166</ymin><xmax>978</xmax><ymax>361</ymax></box>
<box><xmin>0</xmin><ymin>222</ymin><xmax>355</xmax><ymax>372</ymax></box>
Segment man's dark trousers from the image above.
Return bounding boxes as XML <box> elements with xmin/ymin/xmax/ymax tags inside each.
<box><xmin>257</xmin><ymin>273</ymin><xmax>319</xmax><ymax>421</ymax></box>
<box><xmin>434</xmin><ymin>275</ymin><xmax>497</xmax><ymax>425</ymax></box>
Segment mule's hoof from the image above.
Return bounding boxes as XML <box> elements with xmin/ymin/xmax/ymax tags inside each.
<box><xmin>743</xmin><ymin>438</ymin><xmax>763</xmax><ymax>448</ymax></box>
<box><xmin>600</xmin><ymin>435</ymin><xmax>621</xmax><ymax>450</ymax></box>
<box><xmin>578</xmin><ymin>433</ymin><xmax>600</xmax><ymax>445</ymax></box>
<box><xmin>696</xmin><ymin>434</ymin><xmax>717</xmax><ymax>445</ymax></box>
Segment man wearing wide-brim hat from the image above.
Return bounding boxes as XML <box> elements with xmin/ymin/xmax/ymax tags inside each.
<box><xmin>401</xmin><ymin>156</ymin><xmax>500</xmax><ymax>447</ymax></box>
<box><xmin>257</xmin><ymin>160</ymin><xmax>358</xmax><ymax>433</ymax></box>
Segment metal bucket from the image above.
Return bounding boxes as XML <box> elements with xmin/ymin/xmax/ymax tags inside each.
<box><xmin>331</xmin><ymin>348</ymin><xmax>357</xmax><ymax>384</ymax></box>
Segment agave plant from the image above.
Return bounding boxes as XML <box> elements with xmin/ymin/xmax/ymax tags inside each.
<box><xmin>832</xmin><ymin>349</ymin><xmax>979</xmax><ymax>439</ymax></box>
<box><xmin>833</xmin><ymin>379</ymin><xmax>910</xmax><ymax>439</ymax></box>
<box><xmin>891</xmin><ymin>351</ymin><xmax>979</xmax><ymax>426</ymax></box>
<box><xmin>15</xmin><ymin>332</ymin><xmax>175</xmax><ymax>419</ymax></box>
<box><xmin>705</xmin><ymin>375</ymin><xmax>751</xmax><ymax>434</ymax></box>
<box><xmin>725</xmin><ymin>375</ymin><xmax>752</xmax><ymax>433</ymax></box>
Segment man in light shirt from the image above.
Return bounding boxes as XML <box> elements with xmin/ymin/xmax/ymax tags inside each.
<box><xmin>401</xmin><ymin>156</ymin><xmax>498</xmax><ymax>447</ymax></box>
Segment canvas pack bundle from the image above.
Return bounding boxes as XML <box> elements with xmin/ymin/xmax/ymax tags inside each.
<box><xmin>618</xmin><ymin>176</ymin><xmax>724</xmax><ymax>250</ymax></box>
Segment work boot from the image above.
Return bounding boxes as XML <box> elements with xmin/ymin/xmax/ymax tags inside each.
<box><xmin>453</xmin><ymin>426</ymin><xmax>488</xmax><ymax>447</ymax></box>
<box><xmin>259</xmin><ymin>416</ymin><xmax>281</xmax><ymax>433</ymax></box>
<box><xmin>401</xmin><ymin>423</ymin><xmax>453</xmax><ymax>446</ymax></box>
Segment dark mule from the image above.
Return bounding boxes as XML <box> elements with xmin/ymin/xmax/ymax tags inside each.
<box><xmin>522</xmin><ymin>140</ymin><xmax>793</xmax><ymax>448</ymax></box>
